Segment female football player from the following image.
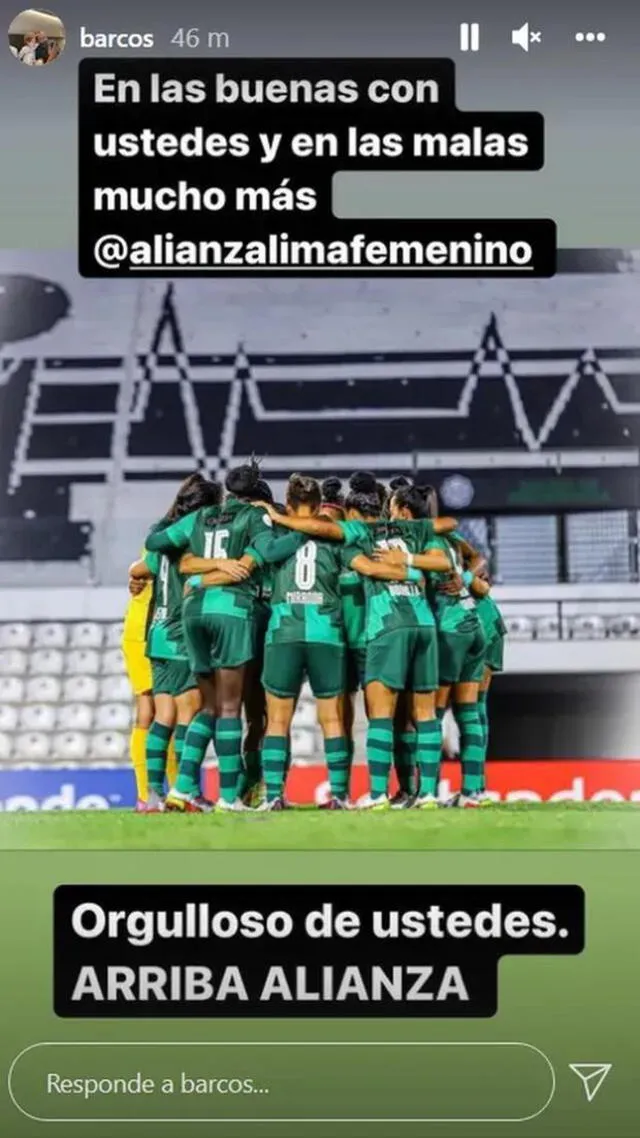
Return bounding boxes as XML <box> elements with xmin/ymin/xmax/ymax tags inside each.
<box><xmin>128</xmin><ymin>473</ymin><xmax>224</xmax><ymax>810</ymax></box>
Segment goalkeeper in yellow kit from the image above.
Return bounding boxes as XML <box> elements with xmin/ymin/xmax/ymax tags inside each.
<box><xmin>122</xmin><ymin>571</ymin><xmax>156</xmax><ymax>810</ymax></box>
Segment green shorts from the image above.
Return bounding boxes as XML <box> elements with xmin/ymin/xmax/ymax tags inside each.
<box><xmin>364</xmin><ymin>626</ymin><xmax>438</xmax><ymax>693</ymax></box>
<box><xmin>438</xmin><ymin>619</ymin><xmax>487</xmax><ymax>685</ymax></box>
<box><xmin>150</xmin><ymin>658</ymin><xmax>196</xmax><ymax>697</ymax></box>
<box><xmin>484</xmin><ymin>631</ymin><xmax>505</xmax><ymax>674</ymax></box>
<box><xmin>184</xmin><ymin>611</ymin><xmax>255</xmax><ymax>674</ymax></box>
<box><xmin>346</xmin><ymin>645</ymin><xmax>367</xmax><ymax>693</ymax></box>
<box><xmin>262</xmin><ymin>642</ymin><xmax>345</xmax><ymax>699</ymax></box>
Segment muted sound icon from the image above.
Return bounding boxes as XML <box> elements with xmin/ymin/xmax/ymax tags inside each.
<box><xmin>511</xmin><ymin>23</ymin><xmax>542</xmax><ymax>52</ymax></box>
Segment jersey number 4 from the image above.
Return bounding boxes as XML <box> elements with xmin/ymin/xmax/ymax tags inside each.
<box><xmin>155</xmin><ymin>555</ymin><xmax>170</xmax><ymax>619</ymax></box>
<box><xmin>295</xmin><ymin>542</ymin><xmax>317</xmax><ymax>590</ymax></box>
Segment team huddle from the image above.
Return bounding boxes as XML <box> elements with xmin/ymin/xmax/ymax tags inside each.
<box><xmin>121</xmin><ymin>464</ymin><xmax>506</xmax><ymax>814</ymax></box>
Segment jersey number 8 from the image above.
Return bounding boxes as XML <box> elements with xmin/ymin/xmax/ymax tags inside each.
<box><xmin>295</xmin><ymin>542</ymin><xmax>317</xmax><ymax>590</ymax></box>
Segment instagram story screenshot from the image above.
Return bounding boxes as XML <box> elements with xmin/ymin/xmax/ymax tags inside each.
<box><xmin>0</xmin><ymin>0</ymin><xmax>638</xmax><ymax>1135</ymax></box>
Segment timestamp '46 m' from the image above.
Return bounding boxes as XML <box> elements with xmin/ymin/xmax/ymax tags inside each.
<box><xmin>171</xmin><ymin>28</ymin><xmax>230</xmax><ymax>50</ymax></box>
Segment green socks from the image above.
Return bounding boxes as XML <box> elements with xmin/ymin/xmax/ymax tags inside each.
<box><xmin>477</xmin><ymin>690</ymin><xmax>489</xmax><ymax>760</ymax></box>
<box><xmin>346</xmin><ymin>737</ymin><xmax>355</xmax><ymax>799</ymax></box>
<box><xmin>416</xmin><ymin>718</ymin><xmax>443</xmax><ymax>797</ymax></box>
<box><xmin>367</xmin><ymin>718</ymin><xmax>394</xmax><ymax>798</ymax></box>
<box><xmin>454</xmin><ymin>703</ymin><xmax>485</xmax><ymax>794</ymax></box>
<box><xmin>172</xmin><ymin>723</ymin><xmax>198</xmax><ymax>796</ymax></box>
<box><xmin>325</xmin><ymin>736</ymin><xmax>351</xmax><ymax>799</ymax></box>
<box><xmin>215</xmin><ymin>717</ymin><xmax>243</xmax><ymax>804</ymax></box>
<box><xmin>262</xmin><ymin>736</ymin><xmax>288</xmax><ymax>802</ymax></box>
<box><xmin>175</xmin><ymin>711</ymin><xmax>215</xmax><ymax>797</ymax></box>
<box><xmin>146</xmin><ymin>722</ymin><xmax>172</xmax><ymax>796</ymax></box>
<box><xmin>394</xmin><ymin>730</ymin><xmax>417</xmax><ymax>795</ymax></box>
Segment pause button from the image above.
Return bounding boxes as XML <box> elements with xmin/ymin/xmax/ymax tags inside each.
<box><xmin>460</xmin><ymin>23</ymin><xmax>480</xmax><ymax>51</ymax></box>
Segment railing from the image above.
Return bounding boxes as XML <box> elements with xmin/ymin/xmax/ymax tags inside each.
<box><xmin>498</xmin><ymin>598</ymin><xmax>640</xmax><ymax>641</ymax></box>
<box><xmin>1</xmin><ymin>507</ymin><xmax>640</xmax><ymax>592</ymax></box>
<box><xmin>458</xmin><ymin>511</ymin><xmax>640</xmax><ymax>585</ymax></box>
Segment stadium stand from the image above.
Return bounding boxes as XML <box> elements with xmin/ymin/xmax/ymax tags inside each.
<box><xmin>1</xmin><ymin>266</ymin><xmax>639</xmax><ymax>587</ymax></box>
<box><xmin>0</xmin><ymin>621</ymin><xmax>320</xmax><ymax>765</ymax></box>
<box><xmin>1</xmin><ymin>602</ymin><xmax>636</xmax><ymax>765</ymax></box>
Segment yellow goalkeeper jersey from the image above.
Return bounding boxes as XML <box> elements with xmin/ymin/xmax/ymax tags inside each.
<box><xmin>122</xmin><ymin>548</ymin><xmax>152</xmax><ymax>643</ymax></box>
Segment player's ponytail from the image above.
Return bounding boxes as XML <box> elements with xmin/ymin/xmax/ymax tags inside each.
<box><xmin>389</xmin><ymin>475</ymin><xmax>412</xmax><ymax>492</ymax></box>
<box><xmin>253</xmin><ymin>478</ymin><xmax>274</xmax><ymax>504</ymax></box>
<box><xmin>165</xmin><ymin>471</ymin><xmax>222</xmax><ymax>521</ymax></box>
<box><xmin>345</xmin><ymin>470</ymin><xmax>380</xmax><ymax>518</ymax></box>
<box><xmin>287</xmin><ymin>473</ymin><xmax>321</xmax><ymax>511</ymax></box>
<box><xmin>319</xmin><ymin>476</ymin><xmax>345</xmax><ymax>518</ymax></box>
<box><xmin>391</xmin><ymin>484</ymin><xmax>430</xmax><ymax>519</ymax></box>
<box><xmin>225</xmin><ymin>457</ymin><xmax>262</xmax><ymax>500</ymax></box>
<box><xmin>321</xmin><ymin>476</ymin><xmax>344</xmax><ymax>506</ymax></box>
<box><xmin>414</xmin><ymin>483</ymin><xmax>439</xmax><ymax>519</ymax></box>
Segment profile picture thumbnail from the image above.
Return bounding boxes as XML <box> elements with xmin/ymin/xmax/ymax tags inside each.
<box><xmin>8</xmin><ymin>7</ymin><xmax>65</xmax><ymax>65</ymax></box>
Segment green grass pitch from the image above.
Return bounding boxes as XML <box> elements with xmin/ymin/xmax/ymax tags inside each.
<box><xmin>0</xmin><ymin>804</ymin><xmax>638</xmax><ymax>850</ymax></box>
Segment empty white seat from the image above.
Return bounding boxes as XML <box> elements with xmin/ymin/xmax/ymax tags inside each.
<box><xmin>503</xmin><ymin>616</ymin><xmax>533</xmax><ymax>640</ymax></box>
<box><xmin>0</xmin><ymin>676</ymin><xmax>25</xmax><ymax>703</ymax></box>
<box><xmin>290</xmin><ymin>728</ymin><xmax>316</xmax><ymax>759</ymax></box>
<box><xmin>607</xmin><ymin>614</ymin><xmax>640</xmax><ymax>638</ymax></box>
<box><xmin>33</xmin><ymin>622</ymin><xmax>67</xmax><ymax>648</ymax></box>
<box><xmin>0</xmin><ymin>622</ymin><xmax>31</xmax><ymax>649</ymax></box>
<box><xmin>292</xmin><ymin>702</ymin><xmax>317</xmax><ymax>728</ymax></box>
<box><xmin>13</xmin><ymin>732</ymin><xmax>50</xmax><ymax>760</ymax></box>
<box><xmin>99</xmin><ymin>675</ymin><xmax>132</xmax><ymax>702</ymax></box>
<box><xmin>31</xmin><ymin>648</ymin><xmax>64</xmax><ymax>675</ymax></box>
<box><xmin>66</xmin><ymin>648</ymin><xmax>100</xmax><ymax>676</ymax></box>
<box><xmin>25</xmin><ymin>675</ymin><xmax>62</xmax><ymax>703</ymax></box>
<box><xmin>102</xmin><ymin>648</ymin><xmax>125</xmax><ymax>675</ymax></box>
<box><xmin>0</xmin><ymin>705</ymin><xmax>19</xmax><ymax>732</ymax></box>
<box><xmin>90</xmin><ymin>731</ymin><xmax>127</xmax><ymax>760</ymax></box>
<box><xmin>51</xmin><ymin>732</ymin><xmax>89</xmax><ymax>761</ymax></box>
<box><xmin>95</xmin><ymin>703</ymin><xmax>132</xmax><ymax>731</ymax></box>
<box><xmin>535</xmin><ymin>616</ymin><xmax>559</xmax><ymax>640</ymax></box>
<box><xmin>62</xmin><ymin>675</ymin><xmax>99</xmax><ymax>703</ymax></box>
<box><xmin>105</xmin><ymin>621</ymin><xmax>125</xmax><ymax>647</ymax></box>
<box><xmin>69</xmin><ymin>622</ymin><xmax>104</xmax><ymax>649</ymax></box>
<box><xmin>569</xmin><ymin>614</ymin><xmax>606</xmax><ymax>640</ymax></box>
<box><xmin>20</xmin><ymin>704</ymin><xmax>56</xmax><ymax>732</ymax></box>
<box><xmin>0</xmin><ymin>733</ymin><xmax>12</xmax><ymax>761</ymax></box>
<box><xmin>58</xmin><ymin>703</ymin><xmax>93</xmax><ymax>732</ymax></box>
<box><xmin>0</xmin><ymin>649</ymin><xmax>28</xmax><ymax>676</ymax></box>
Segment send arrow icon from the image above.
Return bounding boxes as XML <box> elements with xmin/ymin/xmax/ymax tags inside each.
<box><xmin>569</xmin><ymin>1063</ymin><xmax>612</xmax><ymax>1102</ymax></box>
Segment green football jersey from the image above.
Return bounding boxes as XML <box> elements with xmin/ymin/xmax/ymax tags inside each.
<box><xmin>194</xmin><ymin>499</ymin><xmax>274</xmax><ymax>619</ymax></box>
<box><xmin>339</xmin><ymin>569</ymin><xmax>366</xmax><ymax>651</ymax></box>
<box><xmin>475</xmin><ymin>592</ymin><xmax>506</xmax><ymax>642</ymax></box>
<box><xmin>425</xmin><ymin>535</ymin><xmax>479</xmax><ymax>634</ymax></box>
<box><xmin>146</xmin><ymin>499</ymin><xmax>272</xmax><ymax>620</ymax></box>
<box><xmin>145</xmin><ymin>505</ymin><xmax>220</xmax><ymax>556</ymax></box>
<box><xmin>144</xmin><ymin>548</ymin><xmax>188</xmax><ymax>662</ymax></box>
<box><xmin>340</xmin><ymin>518</ymin><xmax>437</xmax><ymax>641</ymax></box>
<box><xmin>264</xmin><ymin>533</ymin><xmax>347</xmax><ymax>646</ymax></box>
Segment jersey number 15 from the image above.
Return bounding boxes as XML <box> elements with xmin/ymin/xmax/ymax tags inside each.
<box><xmin>204</xmin><ymin>528</ymin><xmax>230</xmax><ymax>559</ymax></box>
